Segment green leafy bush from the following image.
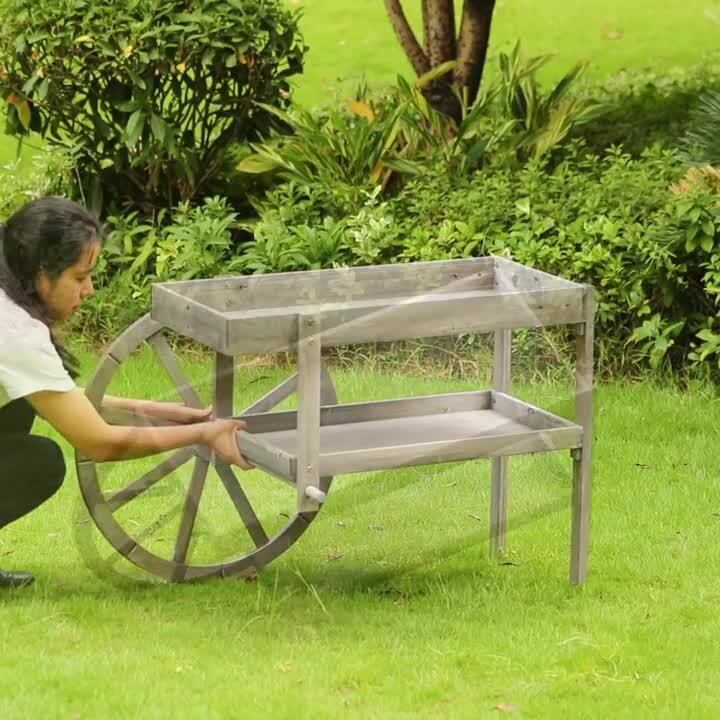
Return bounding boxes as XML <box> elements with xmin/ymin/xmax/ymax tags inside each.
<box><xmin>235</xmin><ymin>143</ymin><xmax>720</xmax><ymax>374</ymax></box>
<box><xmin>0</xmin><ymin>146</ymin><xmax>74</xmax><ymax>219</ymax></box>
<box><xmin>236</xmin><ymin>45</ymin><xmax>606</xmax><ymax>212</ymax></box>
<box><xmin>75</xmin><ymin>196</ymin><xmax>239</xmax><ymax>340</ymax></box>
<box><xmin>0</xmin><ymin>0</ymin><xmax>305</xmax><ymax>215</ymax></box>
<box><xmin>578</xmin><ymin>55</ymin><xmax>720</xmax><ymax>155</ymax></box>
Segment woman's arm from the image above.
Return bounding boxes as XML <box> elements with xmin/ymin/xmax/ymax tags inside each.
<box><xmin>101</xmin><ymin>394</ymin><xmax>213</xmax><ymax>424</ymax></box>
<box><xmin>27</xmin><ymin>388</ymin><xmax>250</xmax><ymax>467</ymax></box>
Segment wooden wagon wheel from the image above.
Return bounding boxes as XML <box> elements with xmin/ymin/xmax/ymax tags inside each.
<box><xmin>75</xmin><ymin>314</ymin><xmax>337</xmax><ymax>582</ymax></box>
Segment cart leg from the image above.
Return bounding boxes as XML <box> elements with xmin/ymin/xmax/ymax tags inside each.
<box><xmin>297</xmin><ymin>314</ymin><xmax>323</xmax><ymax>513</ymax></box>
<box><xmin>570</xmin><ymin>290</ymin><xmax>595</xmax><ymax>585</ymax></box>
<box><xmin>490</xmin><ymin>328</ymin><xmax>511</xmax><ymax>556</ymax></box>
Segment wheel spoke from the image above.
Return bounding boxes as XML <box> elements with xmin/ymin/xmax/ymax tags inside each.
<box><xmin>214</xmin><ymin>462</ymin><xmax>269</xmax><ymax>547</ymax></box>
<box><xmin>173</xmin><ymin>456</ymin><xmax>210</xmax><ymax>565</ymax></box>
<box><xmin>107</xmin><ymin>448</ymin><xmax>195</xmax><ymax>512</ymax></box>
<box><xmin>320</xmin><ymin>364</ymin><xmax>337</xmax><ymax>405</ymax></box>
<box><xmin>241</xmin><ymin>373</ymin><xmax>298</xmax><ymax>415</ymax></box>
<box><xmin>241</xmin><ymin>362</ymin><xmax>336</xmax><ymax>416</ymax></box>
<box><xmin>148</xmin><ymin>332</ymin><xmax>204</xmax><ymax>409</ymax></box>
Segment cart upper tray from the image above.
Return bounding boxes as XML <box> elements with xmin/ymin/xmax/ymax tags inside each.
<box><xmin>151</xmin><ymin>257</ymin><xmax>588</xmax><ymax>354</ymax></box>
<box><xmin>236</xmin><ymin>390</ymin><xmax>582</xmax><ymax>480</ymax></box>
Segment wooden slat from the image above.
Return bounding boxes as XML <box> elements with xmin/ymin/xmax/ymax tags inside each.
<box><xmin>236</xmin><ymin>431</ymin><xmax>296</xmax><ymax>483</ymax></box>
<box><xmin>296</xmin><ymin>314</ymin><xmax>322</xmax><ymax>512</ymax></box>
<box><xmin>173</xmin><ymin>456</ymin><xmax>209</xmax><ymax>565</ymax></box>
<box><xmin>106</xmin><ymin>448</ymin><xmax>195</xmax><ymax>512</ymax></box>
<box><xmin>491</xmin><ymin>328</ymin><xmax>511</xmax><ymax>556</ymax></box>
<box><xmin>240</xmin><ymin>390</ymin><xmax>494</xmax><ymax>435</ymax></box>
<box><xmin>570</xmin><ymin>286</ymin><xmax>595</xmax><ymax>585</ymax></box>
<box><xmin>148</xmin><ymin>332</ymin><xmax>204</xmax><ymax>409</ymax></box>
<box><xmin>153</xmin><ymin>258</ymin><xmax>495</xmax><ymax>312</ymax></box>
<box><xmin>151</xmin><ymin>284</ymin><xmax>228</xmax><ymax>351</ymax></box>
<box><xmin>222</xmin><ymin>287</ymin><xmax>585</xmax><ymax>355</ymax></box>
<box><xmin>214</xmin><ymin>462</ymin><xmax>270</xmax><ymax>547</ymax></box>
<box><xmin>318</xmin><ymin>426</ymin><xmax>582</xmax><ymax>476</ymax></box>
<box><xmin>491</xmin><ymin>392</ymin><xmax>578</xmax><ymax>431</ymax></box>
<box><xmin>493</xmin><ymin>256</ymin><xmax>581</xmax><ymax>292</ymax></box>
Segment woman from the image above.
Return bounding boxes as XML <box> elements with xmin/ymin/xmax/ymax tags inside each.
<box><xmin>0</xmin><ymin>196</ymin><xmax>250</xmax><ymax>589</ymax></box>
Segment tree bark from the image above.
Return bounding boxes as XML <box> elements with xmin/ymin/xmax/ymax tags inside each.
<box><xmin>423</xmin><ymin>0</ymin><xmax>456</xmax><ymax>65</ymax></box>
<box><xmin>455</xmin><ymin>0</ymin><xmax>496</xmax><ymax>105</ymax></box>
<box><xmin>384</xmin><ymin>0</ymin><xmax>430</xmax><ymax>76</ymax></box>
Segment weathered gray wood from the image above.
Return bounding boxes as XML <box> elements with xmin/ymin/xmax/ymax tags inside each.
<box><xmin>152</xmin><ymin>285</ymin><xmax>228</xmax><ymax>351</ymax></box>
<box><xmin>491</xmin><ymin>392</ymin><xmax>579</xmax><ymax>433</ymax></box>
<box><xmin>251</xmin><ymin>401</ymin><xmax>581</xmax><ymax>477</ymax></box>
<box><xmin>316</xmin><ymin>426</ymin><xmax>581</xmax><ymax>476</ymax></box>
<box><xmin>214</xmin><ymin>462</ymin><xmax>270</xmax><ymax>547</ymax></box>
<box><xmin>320</xmin><ymin>364</ymin><xmax>337</xmax><ymax>406</ymax></box>
<box><xmin>235</xmin><ymin>431</ymin><xmax>296</xmax><ymax>483</ymax></box>
<box><xmin>570</xmin><ymin>287</ymin><xmax>595</xmax><ymax>585</ymax></box>
<box><xmin>106</xmin><ymin>448</ymin><xmax>195</xmax><ymax>512</ymax></box>
<box><xmin>214</xmin><ymin>353</ymin><xmax>234</xmax><ymax>418</ymax></box>
<box><xmin>76</xmin><ymin>460</ymin><xmax>137</xmax><ymax>556</ymax></box>
<box><xmin>491</xmin><ymin>329</ymin><xmax>511</xmax><ymax>556</ymax></box>
<box><xmin>240</xmin><ymin>390</ymin><xmax>495</xmax><ymax>435</ymax></box>
<box><xmin>154</xmin><ymin>257</ymin><xmax>495</xmax><ymax>312</ymax></box>
<box><xmin>239</xmin><ymin>363</ymin><xmax>335</xmax><ymax>417</ymax></box>
<box><xmin>173</xmin><ymin>456</ymin><xmax>209</xmax><ymax>565</ymax></box>
<box><xmin>85</xmin><ymin>354</ymin><xmax>120</xmax><ymax>409</ymax></box>
<box><xmin>148</xmin><ymin>332</ymin><xmax>204</xmax><ymax>409</ymax></box>
<box><xmin>240</xmin><ymin>373</ymin><xmax>298</xmax><ymax>416</ymax></box>
<box><xmin>107</xmin><ymin>314</ymin><xmax>163</xmax><ymax>364</ymax></box>
<box><xmin>494</xmin><ymin>256</ymin><xmax>581</xmax><ymax>292</ymax></box>
<box><xmin>220</xmin><ymin>287</ymin><xmax>584</xmax><ymax>355</ymax></box>
<box><xmin>296</xmin><ymin>314</ymin><xmax>323</xmax><ymax>513</ymax></box>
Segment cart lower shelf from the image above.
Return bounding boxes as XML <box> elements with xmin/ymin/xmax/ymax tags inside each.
<box><xmin>237</xmin><ymin>390</ymin><xmax>582</xmax><ymax>481</ymax></box>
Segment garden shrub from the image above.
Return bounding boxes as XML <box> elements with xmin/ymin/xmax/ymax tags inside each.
<box><xmin>235</xmin><ymin>144</ymin><xmax>720</xmax><ymax>374</ymax></box>
<box><xmin>74</xmin><ymin>195</ymin><xmax>239</xmax><ymax>341</ymax></box>
<box><xmin>577</xmin><ymin>55</ymin><xmax>720</xmax><ymax>155</ymax></box>
<box><xmin>0</xmin><ymin>0</ymin><xmax>305</xmax><ymax>215</ymax></box>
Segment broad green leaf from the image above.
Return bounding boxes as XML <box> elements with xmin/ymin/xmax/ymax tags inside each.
<box><xmin>236</xmin><ymin>153</ymin><xmax>281</xmax><ymax>173</ymax></box>
<box><xmin>125</xmin><ymin>109</ymin><xmax>146</xmax><ymax>147</ymax></box>
<box><xmin>415</xmin><ymin>60</ymin><xmax>457</xmax><ymax>89</ymax></box>
<box><xmin>150</xmin><ymin>113</ymin><xmax>166</xmax><ymax>142</ymax></box>
<box><xmin>17</xmin><ymin>100</ymin><xmax>31</xmax><ymax>130</ymax></box>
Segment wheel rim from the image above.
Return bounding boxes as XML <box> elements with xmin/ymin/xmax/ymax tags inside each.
<box><xmin>76</xmin><ymin>314</ymin><xmax>336</xmax><ymax>582</ymax></box>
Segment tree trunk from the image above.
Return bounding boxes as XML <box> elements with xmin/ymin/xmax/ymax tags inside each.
<box><xmin>383</xmin><ymin>0</ymin><xmax>496</xmax><ymax>124</ymax></box>
<box><xmin>423</xmin><ymin>0</ymin><xmax>456</xmax><ymax>65</ymax></box>
<box><xmin>384</xmin><ymin>0</ymin><xmax>430</xmax><ymax>76</ymax></box>
<box><xmin>455</xmin><ymin>0</ymin><xmax>496</xmax><ymax>105</ymax></box>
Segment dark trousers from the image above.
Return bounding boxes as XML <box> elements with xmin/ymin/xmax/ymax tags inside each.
<box><xmin>0</xmin><ymin>398</ymin><xmax>65</xmax><ymax>531</ymax></box>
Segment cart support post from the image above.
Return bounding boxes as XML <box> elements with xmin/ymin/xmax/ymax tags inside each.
<box><xmin>297</xmin><ymin>314</ymin><xmax>323</xmax><ymax>512</ymax></box>
<box><xmin>570</xmin><ymin>287</ymin><xmax>595</xmax><ymax>584</ymax></box>
<box><xmin>490</xmin><ymin>328</ymin><xmax>512</xmax><ymax>555</ymax></box>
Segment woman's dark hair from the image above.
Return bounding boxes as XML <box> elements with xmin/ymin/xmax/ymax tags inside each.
<box><xmin>0</xmin><ymin>196</ymin><xmax>104</xmax><ymax>378</ymax></box>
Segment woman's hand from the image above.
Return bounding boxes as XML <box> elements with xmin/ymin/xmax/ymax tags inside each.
<box><xmin>202</xmin><ymin>418</ymin><xmax>253</xmax><ymax>470</ymax></box>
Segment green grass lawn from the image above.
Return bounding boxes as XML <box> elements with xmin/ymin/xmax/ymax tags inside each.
<box><xmin>2</xmin><ymin>351</ymin><xmax>720</xmax><ymax>719</ymax></box>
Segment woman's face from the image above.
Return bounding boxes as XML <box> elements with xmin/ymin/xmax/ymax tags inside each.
<box><xmin>35</xmin><ymin>240</ymin><xmax>101</xmax><ymax>322</ymax></box>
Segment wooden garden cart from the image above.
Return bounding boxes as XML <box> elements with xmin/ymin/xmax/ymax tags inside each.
<box><xmin>76</xmin><ymin>256</ymin><xmax>595</xmax><ymax>584</ymax></box>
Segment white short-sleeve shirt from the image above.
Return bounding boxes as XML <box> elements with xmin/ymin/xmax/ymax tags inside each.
<box><xmin>0</xmin><ymin>288</ymin><xmax>75</xmax><ymax>409</ymax></box>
